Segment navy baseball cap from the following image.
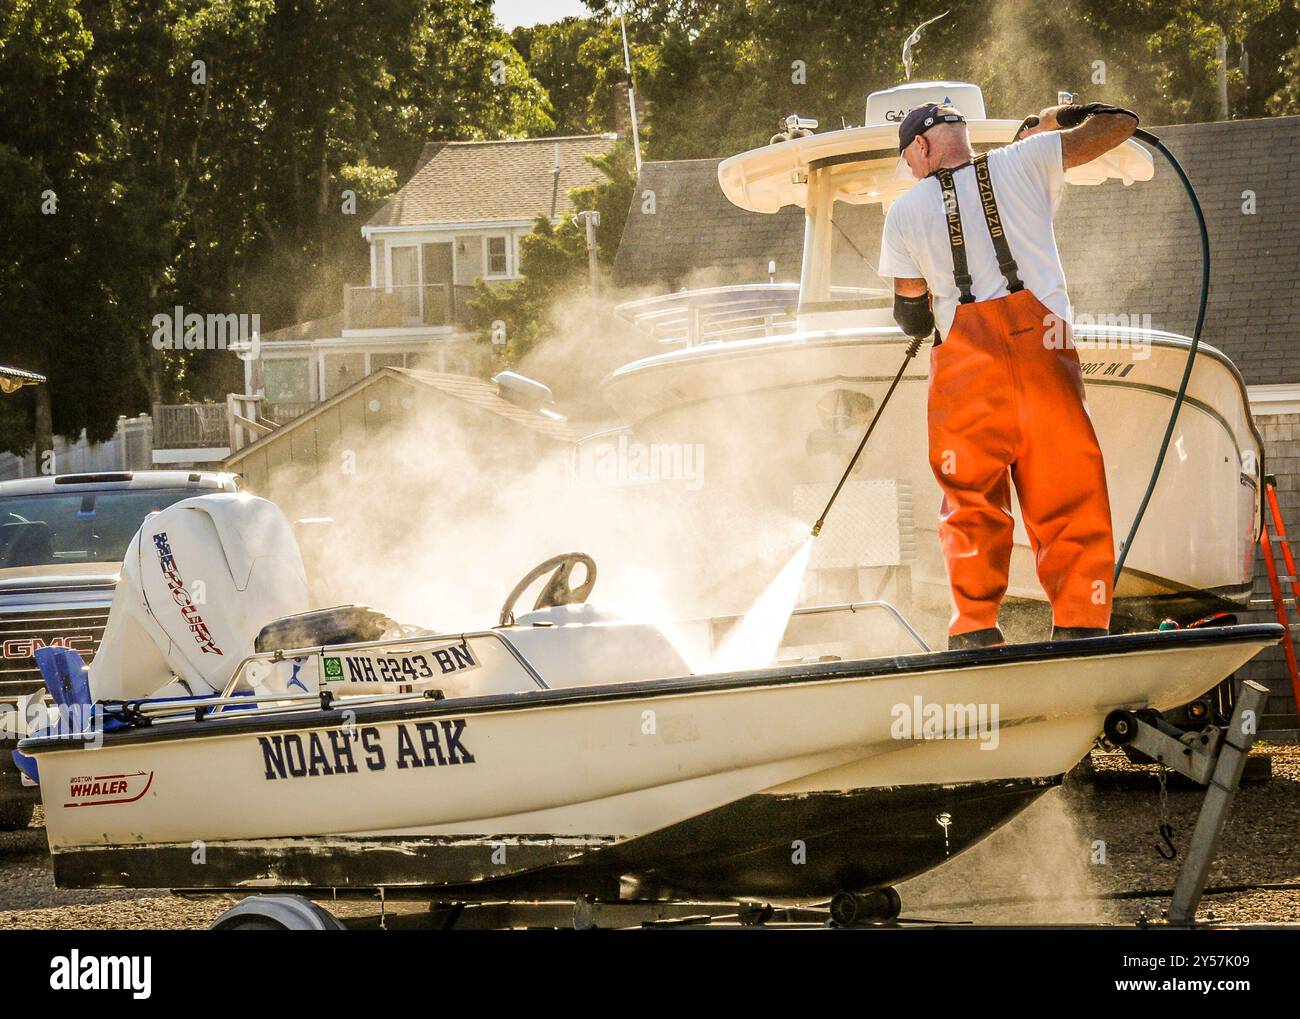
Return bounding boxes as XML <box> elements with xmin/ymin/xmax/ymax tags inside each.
<box><xmin>898</xmin><ymin>103</ymin><xmax>966</xmax><ymax>153</ymax></box>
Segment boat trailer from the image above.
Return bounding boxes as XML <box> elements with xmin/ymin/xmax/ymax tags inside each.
<box><xmin>1104</xmin><ymin>678</ymin><xmax>1271</xmax><ymax>926</ymax></box>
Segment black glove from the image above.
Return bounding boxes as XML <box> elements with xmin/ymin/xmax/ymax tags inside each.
<box><xmin>893</xmin><ymin>292</ymin><xmax>934</xmax><ymax>338</ymax></box>
<box><xmin>1057</xmin><ymin>102</ymin><xmax>1139</xmax><ymax>129</ymax></box>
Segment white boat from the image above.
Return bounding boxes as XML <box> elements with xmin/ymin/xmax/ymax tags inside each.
<box><xmin>600</xmin><ymin>81</ymin><xmax>1263</xmax><ymax>634</ymax></box>
<box><xmin>16</xmin><ymin>494</ymin><xmax>1278</xmax><ymax>902</ymax></box>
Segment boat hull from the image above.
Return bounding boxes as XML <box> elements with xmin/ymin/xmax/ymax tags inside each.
<box><xmin>24</xmin><ymin>626</ymin><xmax>1278</xmax><ymax>899</ymax></box>
<box><xmin>50</xmin><ymin>777</ymin><xmax>1056</xmax><ymax>899</ymax></box>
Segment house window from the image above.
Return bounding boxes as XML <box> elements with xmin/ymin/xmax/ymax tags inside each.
<box><xmin>485</xmin><ymin>235</ymin><xmax>510</xmax><ymax>277</ymax></box>
<box><xmin>323</xmin><ymin>352</ymin><xmax>365</xmax><ymax>399</ymax></box>
<box><xmin>390</xmin><ymin>246</ymin><xmax>421</xmax><ymax>325</ymax></box>
<box><xmin>263</xmin><ymin>358</ymin><xmax>310</xmax><ymax>402</ymax></box>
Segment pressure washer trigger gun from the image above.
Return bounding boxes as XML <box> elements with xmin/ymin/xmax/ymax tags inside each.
<box><xmin>1013</xmin><ymin>114</ymin><xmax>1040</xmax><ymax>141</ymax></box>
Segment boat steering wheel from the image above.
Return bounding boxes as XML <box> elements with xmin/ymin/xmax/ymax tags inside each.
<box><xmin>499</xmin><ymin>552</ymin><xmax>597</xmax><ymax>627</ymax></box>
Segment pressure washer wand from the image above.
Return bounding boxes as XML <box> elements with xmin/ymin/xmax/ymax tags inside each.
<box><xmin>811</xmin><ymin>334</ymin><xmax>925</xmax><ymax>537</ymax></box>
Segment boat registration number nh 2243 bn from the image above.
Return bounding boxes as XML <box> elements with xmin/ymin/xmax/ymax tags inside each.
<box><xmin>320</xmin><ymin>642</ymin><xmax>480</xmax><ymax>686</ymax></box>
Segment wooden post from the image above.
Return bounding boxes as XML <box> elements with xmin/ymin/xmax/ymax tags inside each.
<box><xmin>34</xmin><ymin>384</ymin><xmax>53</xmax><ymax>475</ymax></box>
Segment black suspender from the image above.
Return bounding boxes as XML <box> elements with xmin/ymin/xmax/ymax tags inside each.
<box><xmin>936</xmin><ymin>152</ymin><xmax>1025</xmax><ymax>300</ymax></box>
<box><xmin>973</xmin><ymin>154</ymin><xmax>1024</xmax><ymax>293</ymax></box>
<box><xmin>935</xmin><ymin>165</ymin><xmax>974</xmax><ymax>304</ymax></box>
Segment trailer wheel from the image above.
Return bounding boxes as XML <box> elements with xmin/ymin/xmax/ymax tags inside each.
<box><xmin>216</xmin><ymin>916</ymin><xmax>288</xmax><ymax>930</ymax></box>
<box><xmin>0</xmin><ymin>797</ymin><xmax>35</xmax><ymax>831</ymax></box>
<box><xmin>210</xmin><ymin>894</ymin><xmax>346</xmax><ymax>930</ymax></box>
<box><xmin>1103</xmin><ymin>709</ymin><xmax>1139</xmax><ymax>746</ymax></box>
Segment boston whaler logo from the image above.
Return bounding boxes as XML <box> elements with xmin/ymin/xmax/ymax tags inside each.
<box><xmin>50</xmin><ymin>950</ymin><xmax>151</xmax><ymax>999</ymax></box>
<box><xmin>152</xmin><ymin>531</ymin><xmax>222</xmax><ymax>655</ymax></box>
<box><xmin>65</xmin><ymin>770</ymin><xmax>154</xmax><ymax>807</ymax></box>
<box><xmin>890</xmin><ymin>696</ymin><xmax>1000</xmax><ymax>750</ymax></box>
<box><xmin>257</xmin><ymin>718</ymin><xmax>475</xmax><ymax>781</ymax></box>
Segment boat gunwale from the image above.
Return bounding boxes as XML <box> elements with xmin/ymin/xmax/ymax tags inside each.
<box><xmin>19</xmin><ymin>624</ymin><xmax>1281</xmax><ymax>754</ymax></box>
<box><xmin>604</xmin><ymin>326</ymin><xmax>1239</xmax><ymax>383</ymax></box>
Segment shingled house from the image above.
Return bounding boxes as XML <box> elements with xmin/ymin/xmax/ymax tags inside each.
<box><xmin>244</xmin><ymin>133</ymin><xmax>619</xmax><ymax>423</ymax></box>
<box><xmin>613</xmin><ymin>115</ymin><xmax>1300</xmax><ymax>728</ymax></box>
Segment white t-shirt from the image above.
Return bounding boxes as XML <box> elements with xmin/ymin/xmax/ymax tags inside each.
<box><xmin>878</xmin><ymin>131</ymin><xmax>1069</xmax><ymax>339</ymax></box>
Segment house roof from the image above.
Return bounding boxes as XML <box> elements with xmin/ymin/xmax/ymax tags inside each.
<box><xmin>0</xmin><ymin>365</ymin><xmax>46</xmax><ymax>394</ymax></box>
<box><xmin>225</xmin><ymin>367</ymin><xmax>576</xmax><ymax>467</ymax></box>
<box><xmin>612</xmin><ymin>157</ymin><xmax>806</xmax><ymax>290</ymax></box>
<box><xmin>611</xmin><ymin>116</ymin><xmax>1300</xmax><ymax>386</ymax></box>
<box><xmin>262</xmin><ymin>313</ymin><xmax>343</xmax><ymax>344</ymax></box>
<box><xmin>389</xmin><ymin>368</ymin><xmax>577</xmax><ymax>442</ymax></box>
<box><xmin>366</xmin><ymin>134</ymin><xmax>620</xmax><ymax>229</ymax></box>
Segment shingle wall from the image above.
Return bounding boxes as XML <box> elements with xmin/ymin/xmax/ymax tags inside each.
<box><xmin>1056</xmin><ymin>117</ymin><xmax>1300</xmax><ymax>383</ymax></box>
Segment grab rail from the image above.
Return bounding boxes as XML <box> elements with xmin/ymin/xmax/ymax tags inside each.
<box><xmin>106</xmin><ymin>688</ymin><xmax>427</xmax><ymax>721</ymax></box>
<box><xmin>703</xmin><ymin>600</ymin><xmax>931</xmax><ymax>654</ymax></box>
<box><xmin>794</xmin><ymin>600</ymin><xmax>931</xmax><ymax>653</ymax></box>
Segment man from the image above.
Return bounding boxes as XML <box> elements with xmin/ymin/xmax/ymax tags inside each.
<box><xmin>877</xmin><ymin>100</ymin><xmax>1138</xmax><ymax>649</ymax></box>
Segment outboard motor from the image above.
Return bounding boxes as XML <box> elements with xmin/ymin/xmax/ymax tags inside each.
<box><xmin>90</xmin><ymin>493</ymin><xmax>310</xmax><ymax>701</ymax></box>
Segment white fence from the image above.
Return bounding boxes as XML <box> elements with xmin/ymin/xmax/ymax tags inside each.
<box><xmin>0</xmin><ymin>415</ymin><xmax>154</xmax><ymax>482</ymax></box>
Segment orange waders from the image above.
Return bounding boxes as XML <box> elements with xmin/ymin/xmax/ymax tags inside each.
<box><xmin>929</xmin><ymin>155</ymin><xmax>1114</xmax><ymax>649</ymax></box>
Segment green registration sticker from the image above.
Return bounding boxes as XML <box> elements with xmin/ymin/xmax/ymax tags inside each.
<box><xmin>322</xmin><ymin>656</ymin><xmax>343</xmax><ymax>682</ymax></box>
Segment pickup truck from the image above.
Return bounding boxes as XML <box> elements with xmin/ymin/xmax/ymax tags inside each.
<box><xmin>0</xmin><ymin>470</ymin><xmax>239</xmax><ymax>828</ymax></box>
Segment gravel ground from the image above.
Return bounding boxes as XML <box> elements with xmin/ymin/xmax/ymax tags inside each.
<box><xmin>2</xmin><ymin>744</ymin><xmax>1297</xmax><ymax>929</ymax></box>
<box><xmin>900</xmin><ymin>742</ymin><xmax>1300</xmax><ymax>925</ymax></box>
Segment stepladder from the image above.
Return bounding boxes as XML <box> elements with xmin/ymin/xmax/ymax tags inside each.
<box><xmin>1257</xmin><ymin>475</ymin><xmax>1300</xmax><ymax>718</ymax></box>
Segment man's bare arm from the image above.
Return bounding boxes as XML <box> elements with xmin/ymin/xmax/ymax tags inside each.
<box><xmin>893</xmin><ymin>277</ymin><xmax>928</xmax><ymax>298</ymax></box>
<box><xmin>1059</xmin><ymin>109</ymin><xmax>1138</xmax><ymax>169</ymax></box>
<box><xmin>1020</xmin><ymin>104</ymin><xmax>1138</xmax><ymax>170</ymax></box>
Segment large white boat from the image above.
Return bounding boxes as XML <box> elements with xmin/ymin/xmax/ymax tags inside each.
<box><xmin>601</xmin><ymin>81</ymin><xmax>1263</xmax><ymax>637</ymax></box>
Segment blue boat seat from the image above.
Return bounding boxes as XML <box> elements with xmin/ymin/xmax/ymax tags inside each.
<box><xmin>35</xmin><ymin>645</ymin><xmax>91</xmax><ymax>712</ymax></box>
<box><xmin>11</xmin><ymin>646</ymin><xmax>94</xmax><ymax>784</ymax></box>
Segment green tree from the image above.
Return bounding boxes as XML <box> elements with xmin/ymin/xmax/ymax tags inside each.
<box><xmin>511</xmin><ymin>16</ymin><xmax>604</xmax><ymax>134</ymax></box>
<box><xmin>584</xmin><ymin>0</ymin><xmax>1298</xmax><ymax>161</ymax></box>
<box><xmin>0</xmin><ymin>0</ymin><xmax>555</xmax><ymax>455</ymax></box>
<box><xmin>1262</xmin><ymin>1</ymin><xmax>1300</xmax><ymax>113</ymax></box>
<box><xmin>0</xmin><ymin>0</ymin><xmax>136</xmax><ymax>452</ymax></box>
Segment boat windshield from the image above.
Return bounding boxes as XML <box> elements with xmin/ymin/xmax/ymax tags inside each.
<box><xmin>829</xmin><ymin>200</ymin><xmax>891</xmax><ymax>294</ymax></box>
<box><xmin>0</xmin><ymin>489</ymin><xmax>197</xmax><ymax>568</ymax></box>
